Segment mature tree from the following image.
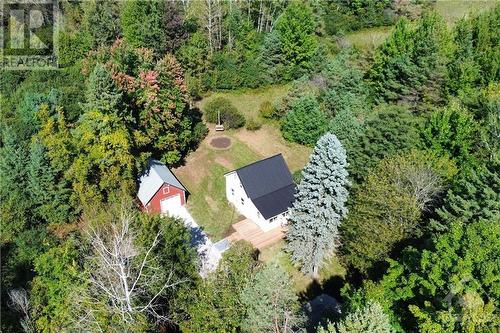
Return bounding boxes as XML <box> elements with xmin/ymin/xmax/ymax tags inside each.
<box><xmin>70</xmin><ymin>204</ymin><xmax>192</xmax><ymax>331</ymax></box>
<box><xmin>27</xmin><ymin>141</ymin><xmax>73</xmax><ymax>225</ymax></box>
<box><xmin>369</xmin><ymin>13</ymin><xmax>452</xmax><ymax>109</ymax></box>
<box><xmin>68</xmin><ymin>109</ymin><xmax>136</xmax><ymax>208</ymax></box>
<box><xmin>345</xmin><ymin>219</ymin><xmax>500</xmax><ymax>332</ymax></box>
<box><xmin>0</xmin><ymin>127</ymin><xmax>31</xmax><ymax>244</ymax></box>
<box><xmin>318</xmin><ymin>302</ymin><xmax>394</xmax><ymax>333</ymax></box>
<box><xmin>121</xmin><ymin>0</ymin><xmax>186</xmax><ymax>55</ymax></box>
<box><xmin>432</xmin><ymin>160</ymin><xmax>499</xmax><ymax>231</ymax></box>
<box><xmin>329</xmin><ymin>108</ymin><xmax>364</xmax><ymax>147</ymax></box>
<box><xmin>82</xmin><ymin>0</ymin><xmax>121</xmax><ymax>48</ymax></box>
<box><xmin>260</xmin><ymin>31</ymin><xmax>286</xmax><ymax>84</ymax></box>
<box><xmin>177</xmin><ymin>31</ymin><xmax>211</xmax><ymax>96</ymax></box>
<box><xmin>446</xmin><ymin>17</ymin><xmax>480</xmax><ymax>96</ymax></box>
<box><xmin>30</xmin><ymin>239</ymin><xmax>81</xmax><ymax>333</ymax></box>
<box><xmin>420</xmin><ymin>101</ymin><xmax>479</xmax><ymax>168</ymax></box>
<box><xmin>286</xmin><ymin>133</ymin><xmax>349</xmax><ymax>277</ymax></box>
<box><xmin>83</xmin><ymin>40</ymin><xmax>204</xmax><ymax>164</ymax></box>
<box><xmin>346</xmin><ymin>104</ymin><xmax>420</xmax><ymax>183</ymax></box>
<box><xmin>281</xmin><ymin>95</ymin><xmax>328</xmax><ymax>146</ymax></box>
<box><xmin>275</xmin><ymin>2</ymin><xmax>318</xmax><ymax>79</ymax></box>
<box><xmin>180</xmin><ymin>242</ymin><xmax>258</xmax><ymax>332</ymax></box>
<box><xmin>241</xmin><ymin>263</ymin><xmax>304</xmax><ymax>333</ymax></box>
<box><xmin>469</xmin><ymin>6</ymin><xmax>500</xmax><ymax>86</ymax></box>
<box><xmin>321</xmin><ymin>50</ymin><xmax>370</xmax><ymax>118</ymax></box>
<box><xmin>342</xmin><ymin>151</ymin><xmax>455</xmax><ymax>273</ymax></box>
<box><xmin>84</xmin><ymin>63</ymin><xmax>123</xmax><ymax>113</ymax></box>
<box><xmin>121</xmin><ymin>0</ymin><xmax>165</xmax><ymax>53</ymax></box>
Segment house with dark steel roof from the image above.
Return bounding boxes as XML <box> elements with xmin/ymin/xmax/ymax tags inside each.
<box><xmin>138</xmin><ymin>159</ymin><xmax>187</xmax><ymax>215</ymax></box>
<box><xmin>224</xmin><ymin>154</ymin><xmax>296</xmax><ymax>231</ymax></box>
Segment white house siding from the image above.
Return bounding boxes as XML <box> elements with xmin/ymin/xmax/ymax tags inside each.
<box><xmin>225</xmin><ymin>172</ymin><xmax>287</xmax><ymax>232</ymax></box>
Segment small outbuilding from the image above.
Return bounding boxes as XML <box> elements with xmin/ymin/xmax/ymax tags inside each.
<box><xmin>137</xmin><ymin>159</ymin><xmax>187</xmax><ymax>215</ymax></box>
<box><xmin>224</xmin><ymin>154</ymin><xmax>295</xmax><ymax>232</ymax></box>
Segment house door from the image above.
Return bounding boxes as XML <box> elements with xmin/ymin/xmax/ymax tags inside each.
<box><xmin>160</xmin><ymin>194</ymin><xmax>182</xmax><ymax>215</ymax></box>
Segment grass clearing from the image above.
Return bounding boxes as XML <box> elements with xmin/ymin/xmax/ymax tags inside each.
<box><xmin>259</xmin><ymin>241</ymin><xmax>347</xmax><ymax>294</ymax></box>
<box><xmin>198</xmin><ymin>84</ymin><xmax>290</xmax><ymax>121</ymax></box>
<box><xmin>175</xmin><ymin>132</ymin><xmax>261</xmax><ymax>240</ymax></box>
<box><xmin>176</xmin><ymin>85</ymin><xmax>312</xmax><ymax>240</ymax></box>
<box><xmin>435</xmin><ymin>0</ymin><xmax>497</xmax><ymax>24</ymax></box>
<box><xmin>345</xmin><ymin>26</ymin><xmax>392</xmax><ymax>51</ymax></box>
<box><xmin>344</xmin><ymin>1</ymin><xmax>497</xmax><ymax>51</ymax></box>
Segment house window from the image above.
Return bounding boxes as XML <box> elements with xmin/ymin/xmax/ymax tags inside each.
<box><xmin>241</xmin><ymin>198</ymin><xmax>245</xmax><ymax>205</ymax></box>
<box><xmin>257</xmin><ymin>211</ymin><xmax>261</xmax><ymax>218</ymax></box>
<box><xmin>231</xmin><ymin>188</ymin><xmax>234</xmax><ymax>196</ymax></box>
<box><xmin>163</xmin><ymin>185</ymin><xmax>170</xmax><ymax>195</ymax></box>
<box><xmin>270</xmin><ymin>216</ymin><xmax>277</xmax><ymax>222</ymax></box>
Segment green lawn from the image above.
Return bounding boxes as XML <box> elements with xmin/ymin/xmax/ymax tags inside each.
<box><xmin>259</xmin><ymin>241</ymin><xmax>346</xmax><ymax>294</ymax></box>
<box><xmin>176</xmin><ymin>137</ymin><xmax>261</xmax><ymax>240</ymax></box>
<box><xmin>175</xmin><ymin>85</ymin><xmax>312</xmax><ymax>241</ymax></box>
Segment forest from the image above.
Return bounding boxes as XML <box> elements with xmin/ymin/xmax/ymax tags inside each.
<box><xmin>0</xmin><ymin>0</ymin><xmax>499</xmax><ymax>332</ymax></box>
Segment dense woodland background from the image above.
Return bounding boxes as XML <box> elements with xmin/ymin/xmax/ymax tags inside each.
<box><xmin>0</xmin><ymin>0</ymin><xmax>499</xmax><ymax>332</ymax></box>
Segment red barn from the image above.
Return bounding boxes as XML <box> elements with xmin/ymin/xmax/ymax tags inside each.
<box><xmin>138</xmin><ymin>159</ymin><xmax>187</xmax><ymax>215</ymax></box>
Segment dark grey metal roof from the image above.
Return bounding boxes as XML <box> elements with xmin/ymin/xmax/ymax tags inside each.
<box><xmin>234</xmin><ymin>154</ymin><xmax>295</xmax><ymax>219</ymax></box>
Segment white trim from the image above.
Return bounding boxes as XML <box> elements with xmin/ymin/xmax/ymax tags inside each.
<box><xmin>162</xmin><ymin>184</ymin><xmax>170</xmax><ymax>195</ymax></box>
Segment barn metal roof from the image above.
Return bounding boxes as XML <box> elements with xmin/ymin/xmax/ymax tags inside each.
<box><xmin>231</xmin><ymin>154</ymin><xmax>295</xmax><ymax>219</ymax></box>
<box><xmin>137</xmin><ymin>159</ymin><xmax>186</xmax><ymax>206</ymax></box>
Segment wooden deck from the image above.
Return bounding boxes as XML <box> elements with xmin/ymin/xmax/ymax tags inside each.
<box><xmin>226</xmin><ymin>219</ymin><xmax>285</xmax><ymax>250</ymax></box>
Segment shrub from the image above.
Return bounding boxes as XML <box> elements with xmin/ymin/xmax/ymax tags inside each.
<box><xmin>204</xmin><ymin>97</ymin><xmax>245</xmax><ymax>129</ymax></box>
<box><xmin>259</xmin><ymin>101</ymin><xmax>275</xmax><ymax>119</ymax></box>
<box><xmin>246</xmin><ymin>118</ymin><xmax>262</xmax><ymax>131</ymax></box>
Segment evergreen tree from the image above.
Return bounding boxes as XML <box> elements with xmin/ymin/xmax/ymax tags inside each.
<box><xmin>329</xmin><ymin>108</ymin><xmax>364</xmax><ymax>147</ymax></box>
<box><xmin>281</xmin><ymin>95</ymin><xmax>328</xmax><ymax>146</ymax></box>
<box><xmin>322</xmin><ymin>50</ymin><xmax>370</xmax><ymax>118</ymax></box>
<box><xmin>27</xmin><ymin>141</ymin><xmax>73</xmax><ymax>225</ymax></box>
<box><xmin>85</xmin><ymin>63</ymin><xmax>123</xmax><ymax>114</ymax></box>
<box><xmin>275</xmin><ymin>2</ymin><xmax>318</xmax><ymax>79</ymax></box>
<box><xmin>420</xmin><ymin>101</ymin><xmax>478</xmax><ymax>168</ymax></box>
<box><xmin>82</xmin><ymin>0</ymin><xmax>121</xmax><ymax>48</ymax></box>
<box><xmin>0</xmin><ymin>127</ymin><xmax>31</xmax><ymax>244</ymax></box>
<box><xmin>121</xmin><ymin>0</ymin><xmax>185</xmax><ymax>55</ymax></box>
<box><xmin>447</xmin><ymin>18</ymin><xmax>480</xmax><ymax>96</ymax></box>
<box><xmin>240</xmin><ymin>263</ymin><xmax>303</xmax><ymax>333</ymax></box>
<box><xmin>346</xmin><ymin>104</ymin><xmax>420</xmax><ymax>184</ymax></box>
<box><xmin>433</xmin><ymin>161</ymin><xmax>499</xmax><ymax>230</ymax></box>
<box><xmin>318</xmin><ymin>302</ymin><xmax>394</xmax><ymax>333</ymax></box>
<box><xmin>286</xmin><ymin>133</ymin><xmax>350</xmax><ymax>277</ymax></box>
<box><xmin>369</xmin><ymin>13</ymin><xmax>452</xmax><ymax>109</ymax></box>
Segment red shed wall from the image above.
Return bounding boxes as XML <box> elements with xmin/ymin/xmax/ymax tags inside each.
<box><xmin>144</xmin><ymin>183</ymin><xmax>186</xmax><ymax>214</ymax></box>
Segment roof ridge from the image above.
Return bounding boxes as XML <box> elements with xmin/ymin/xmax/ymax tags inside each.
<box><xmin>232</xmin><ymin>153</ymin><xmax>283</xmax><ymax>173</ymax></box>
<box><xmin>251</xmin><ymin>183</ymin><xmax>296</xmax><ymax>201</ymax></box>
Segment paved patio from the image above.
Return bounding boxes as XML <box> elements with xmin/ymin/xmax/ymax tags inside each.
<box><xmin>226</xmin><ymin>219</ymin><xmax>285</xmax><ymax>250</ymax></box>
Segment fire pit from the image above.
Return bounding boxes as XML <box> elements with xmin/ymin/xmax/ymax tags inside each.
<box><xmin>210</xmin><ymin>136</ymin><xmax>232</xmax><ymax>149</ymax></box>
